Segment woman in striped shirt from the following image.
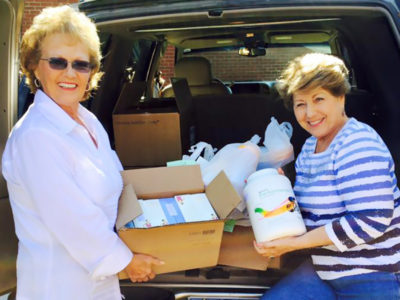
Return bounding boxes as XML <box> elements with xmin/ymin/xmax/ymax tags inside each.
<box><xmin>255</xmin><ymin>53</ymin><xmax>400</xmax><ymax>299</ymax></box>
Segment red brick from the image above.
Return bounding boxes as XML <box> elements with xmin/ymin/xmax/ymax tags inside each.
<box><xmin>22</xmin><ymin>0</ymin><xmax>79</xmax><ymax>34</ymax></box>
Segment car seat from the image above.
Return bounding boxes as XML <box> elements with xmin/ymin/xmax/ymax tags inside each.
<box><xmin>162</xmin><ymin>56</ymin><xmax>231</xmax><ymax>97</ymax></box>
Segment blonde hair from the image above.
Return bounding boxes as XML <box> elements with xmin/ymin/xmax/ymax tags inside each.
<box><xmin>20</xmin><ymin>5</ymin><xmax>103</xmax><ymax>99</ymax></box>
<box><xmin>276</xmin><ymin>53</ymin><xmax>350</xmax><ymax>109</ymax></box>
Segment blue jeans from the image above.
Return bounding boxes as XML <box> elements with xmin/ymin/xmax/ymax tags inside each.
<box><xmin>261</xmin><ymin>260</ymin><xmax>400</xmax><ymax>300</ymax></box>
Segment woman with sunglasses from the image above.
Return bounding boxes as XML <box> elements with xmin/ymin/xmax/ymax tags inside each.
<box><xmin>1</xmin><ymin>6</ymin><xmax>163</xmax><ymax>300</ymax></box>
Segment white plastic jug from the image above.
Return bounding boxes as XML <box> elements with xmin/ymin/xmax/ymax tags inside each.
<box><xmin>201</xmin><ymin>141</ymin><xmax>260</xmax><ymax>198</ymax></box>
<box><xmin>243</xmin><ymin>168</ymin><xmax>306</xmax><ymax>243</ymax></box>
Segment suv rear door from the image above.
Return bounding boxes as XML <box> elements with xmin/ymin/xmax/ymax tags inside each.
<box><xmin>0</xmin><ymin>0</ymin><xmax>23</xmax><ymax>296</ymax></box>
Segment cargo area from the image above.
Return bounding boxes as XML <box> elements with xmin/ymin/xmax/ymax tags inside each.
<box><xmin>75</xmin><ymin>1</ymin><xmax>400</xmax><ymax>299</ymax></box>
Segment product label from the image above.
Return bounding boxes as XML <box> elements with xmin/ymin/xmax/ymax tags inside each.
<box><xmin>202</xmin><ymin>229</ymin><xmax>216</xmax><ymax>235</ymax></box>
<box><xmin>254</xmin><ymin>196</ymin><xmax>299</xmax><ymax>219</ymax></box>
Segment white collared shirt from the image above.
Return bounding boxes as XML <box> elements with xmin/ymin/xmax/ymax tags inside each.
<box><xmin>2</xmin><ymin>90</ymin><xmax>133</xmax><ymax>300</ymax></box>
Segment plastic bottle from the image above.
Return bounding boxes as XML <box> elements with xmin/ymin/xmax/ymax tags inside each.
<box><xmin>244</xmin><ymin>168</ymin><xmax>306</xmax><ymax>243</ymax></box>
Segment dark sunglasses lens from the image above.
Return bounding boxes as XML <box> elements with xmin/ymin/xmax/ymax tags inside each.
<box><xmin>48</xmin><ymin>58</ymin><xmax>68</xmax><ymax>70</ymax></box>
<box><xmin>72</xmin><ymin>60</ymin><xmax>92</xmax><ymax>73</ymax></box>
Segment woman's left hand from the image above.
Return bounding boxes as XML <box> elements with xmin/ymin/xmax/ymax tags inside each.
<box><xmin>253</xmin><ymin>236</ymin><xmax>299</xmax><ymax>258</ymax></box>
<box><xmin>253</xmin><ymin>226</ymin><xmax>334</xmax><ymax>258</ymax></box>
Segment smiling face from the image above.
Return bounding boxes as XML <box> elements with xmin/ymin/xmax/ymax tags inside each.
<box><xmin>293</xmin><ymin>87</ymin><xmax>347</xmax><ymax>151</ymax></box>
<box><xmin>33</xmin><ymin>33</ymin><xmax>91</xmax><ymax>113</ymax></box>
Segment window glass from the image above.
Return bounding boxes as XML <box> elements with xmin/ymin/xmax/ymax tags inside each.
<box><xmin>156</xmin><ymin>43</ymin><xmax>331</xmax><ymax>97</ymax></box>
<box><xmin>183</xmin><ymin>43</ymin><xmax>331</xmax><ymax>82</ymax></box>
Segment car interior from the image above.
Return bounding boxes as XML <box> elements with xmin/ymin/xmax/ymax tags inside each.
<box><xmin>87</xmin><ymin>6</ymin><xmax>400</xmax><ymax>168</ymax></box>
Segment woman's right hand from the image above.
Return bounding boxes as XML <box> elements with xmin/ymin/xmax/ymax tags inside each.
<box><xmin>124</xmin><ymin>254</ymin><xmax>165</xmax><ymax>283</ymax></box>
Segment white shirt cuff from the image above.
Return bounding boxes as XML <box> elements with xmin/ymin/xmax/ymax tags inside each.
<box><xmin>91</xmin><ymin>239</ymin><xmax>133</xmax><ymax>280</ymax></box>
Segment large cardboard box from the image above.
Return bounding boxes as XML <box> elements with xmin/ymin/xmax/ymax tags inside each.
<box><xmin>218</xmin><ymin>225</ymin><xmax>281</xmax><ymax>271</ymax></box>
<box><xmin>113</xmin><ymin>82</ymin><xmax>182</xmax><ymax>167</ymax></box>
<box><xmin>113</xmin><ymin>111</ymin><xmax>181</xmax><ymax>167</ymax></box>
<box><xmin>116</xmin><ymin>165</ymin><xmax>242</xmax><ymax>278</ymax></box>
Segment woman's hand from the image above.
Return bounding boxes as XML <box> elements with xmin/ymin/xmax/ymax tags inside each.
<box><xmin>254</xmin><ymin>226</ymin><xmax>334</xmax><ymax>258</ymax></box>
<box><xmin>124</xmin><ymin>254</ymin><xmax>164</xmax><ymax>283</ymax></box>
<box><xmin>253</xmin><ymin>236</ymin><xmax>299</xmax><ymax>258</ymax></box>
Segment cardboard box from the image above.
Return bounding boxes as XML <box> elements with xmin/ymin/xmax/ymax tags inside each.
<box><xmin>218</xmin><ymin>225</ymin><xmax>281</xmax><ymax>271</ymax></box>
<box><xmin>113</xmin><ymin>82</ymin><xmax>182</xmax><ymax>167</ymax></box>
<box><xmin>116</xmin><ymin>165</ymin><xmax>242</xmax><ymax>278</ymax></box>
<box><xmin>113</xmin><ymin>111</ymin><xmax>182</xmax><ymax>167</ymax></box>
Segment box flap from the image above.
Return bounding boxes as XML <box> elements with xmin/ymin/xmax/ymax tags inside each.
<box><xmin>121</xmin><ymin>165</ymin><xmax>204</xmax><ymax>199</ymax></box>
<box><xmin>116</xmin><ymin>184</ymin><xmax>142</xmax><ymax>231</ymax></box>
<box><xmin>206</xmin><ymin>171</ymin><xmax>242</xmax><ymax>219</ymax></box>
<box><xmin>171</xmin><ymin>77</ymin><xmax>193</xmax><ymax>115</ymax></box>
<box><xmin>113</xmin><ymin>81</ymin><xmax>146</xmax><ymax>114</ymax></box>
<box><xmin>218</xmin><ymin>225</ymin><xmax>269</xmax><ymax>271</ymax></box>
<box><xmin>171</xmin><ymin>77</ymin><xmax>195</xmax><ymax>153</ymax></box>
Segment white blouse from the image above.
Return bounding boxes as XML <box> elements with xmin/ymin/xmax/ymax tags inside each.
<box><xmin>2</xmin><ymin>90</ymin><xmax>133</xmax><ymax>300</ymax></box>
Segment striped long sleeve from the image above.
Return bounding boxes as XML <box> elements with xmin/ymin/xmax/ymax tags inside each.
<box><xmin>325</xmin><ymin>128</ymin><xmax>395</xmax><ymax>251</ymax></box>
<box><xmin>294</xmin><ymin>118</ymin><xmax>400</xmax><ymax>280</ymax></box>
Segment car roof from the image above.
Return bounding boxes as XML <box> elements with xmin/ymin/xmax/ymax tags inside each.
<box><xmin>79</xmin><ymin>0</ymin><xmax>400</xmax><ymax>23</ymax></box>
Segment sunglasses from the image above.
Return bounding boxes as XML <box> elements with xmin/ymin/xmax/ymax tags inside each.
<box><xmin>40</xmin><ymin>57</ymin><xmax>94</xmax><ymax>73</ymax></box>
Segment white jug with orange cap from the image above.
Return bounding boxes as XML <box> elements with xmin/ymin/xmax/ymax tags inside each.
<box><xmin>244</xmin><ymin>168</ymin><xmax>306</xmax><ymax>243</ymax></box>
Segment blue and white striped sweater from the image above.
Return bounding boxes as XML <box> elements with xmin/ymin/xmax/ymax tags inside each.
<box><xmin>294</xmin><ymin>118</ymin><xmax>400</xmax><ymax>280</ymax></box>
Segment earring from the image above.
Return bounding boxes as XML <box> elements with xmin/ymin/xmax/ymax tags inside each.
<box><xmin>34</xmin><ymin>78</ymin><xmax>41</xmax><ymax>88</ymax></box>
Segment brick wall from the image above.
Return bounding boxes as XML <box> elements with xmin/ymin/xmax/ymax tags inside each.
<box><xmin>206</xmin><ymin>47</ymin><xmax>313</xmax><ymax>81</ymax></box>
<box><xmin>162</xmin><ymin>46</ymin><xmax>313</xmax><ymax>83</ymax></box>
<box><xmin>159</xmin><ymin>45</ymin><xmax>175</xmax><ymax>85</ymax></box>
<box><xmin>22</xmin><ymin>0</ymin><xmax>78</xmax><ymax>34</ymax></box>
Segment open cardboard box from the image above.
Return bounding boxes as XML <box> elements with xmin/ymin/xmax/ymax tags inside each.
<box><xmin>116</xmin><ymin>165</ymin><xmax>243</xmax><ymax>278</ymax></box>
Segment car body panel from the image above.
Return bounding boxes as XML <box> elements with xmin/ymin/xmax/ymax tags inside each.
<box><xmin>0</xmin><ymin>0</ymin><xmax>23</xmax><ymax>295</ymax></box>
<box><xmin>79</xmin><ymin>0</ymin><xmax>400</xmax><ymax>29</ymax></box>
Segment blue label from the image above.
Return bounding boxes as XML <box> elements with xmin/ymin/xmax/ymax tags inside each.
<box><xmin>159</xmin><ymin>197</ymin><xmax>186</xmax><ymax>225</ymax></box>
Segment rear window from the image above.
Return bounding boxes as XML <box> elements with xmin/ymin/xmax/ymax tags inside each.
<box><xmin>183</xmin><ymin>43</ymin><xmax>331</xmax><ymax>82</ymax></box>
<box><xmin>157</xmin><ymin>43</ymin><xmax>331</xmax><ymax>88</ymax></box>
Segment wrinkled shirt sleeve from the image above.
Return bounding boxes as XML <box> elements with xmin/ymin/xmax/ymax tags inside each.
<box><xmin>13</xmin><ymin>128</ymin><xmax>132</xmax><ymax>279</ymax></box>
<box><xmin>111</xmin><ymin>150</ymin><xmax>124</xmax><ymax>172</ymax></box>
<box><xmin>324</xmin><ymin>135</ymin><xmax>395</xmax><ymax>252</ymax></box>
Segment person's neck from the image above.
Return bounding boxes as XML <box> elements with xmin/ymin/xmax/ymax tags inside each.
<box><xmin>315</xmin><ymin>116</ymin><xmax>349</xmax><ymax>153</ymax></box>
<box><xmin>58</xmin><ymin>102</ymin><xmax>98</xmax><ymax>148</ymax></box>
<box><xmin>59</xmin><ymin>103</ymin><xmax>81</xmax><ymax>124</ymax></box>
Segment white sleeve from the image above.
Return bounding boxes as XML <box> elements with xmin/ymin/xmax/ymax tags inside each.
<box><xmin>14</xmin><ymin>128</ymin><xmax>132</xmax><ymax>279</ymax></box>
<box><xmin>111</xmin><ymin>150</ymin><xmax>124</xmax><ymax>172</ymax></box>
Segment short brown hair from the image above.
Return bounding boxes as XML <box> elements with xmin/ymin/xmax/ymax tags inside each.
<box><xmin>20</xmin><ymin>5</ymin><xmax>103</xmax><ymax>100</ymax></box>
<box><xmin>276</xmin><ymin>53</ymin><xmax>350</xmax><ymax>109</ymax></box>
